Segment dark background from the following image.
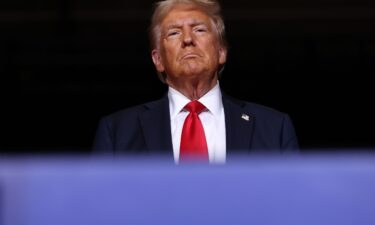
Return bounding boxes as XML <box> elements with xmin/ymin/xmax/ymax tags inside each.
<box><xmin>1</xmin><ymin>0</ymin><xmax>374</xmax><ymax>154</ymax></box>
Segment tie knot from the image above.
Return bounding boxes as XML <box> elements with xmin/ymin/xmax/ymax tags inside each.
<box><xmin>184</xmin><ymin>100</ymin><xmax>206</xmax><ymax>114</ymax></box>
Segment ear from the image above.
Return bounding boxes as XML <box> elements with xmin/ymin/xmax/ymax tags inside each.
<box><xmin>218</xmin><ymin>47</ymin><xmax>227</xmax><ymax>65</ymax></box>
<box><xmin>151</xmin><ymin>49</ymin><xmax>165</xmax><ymax>73</ymax></box>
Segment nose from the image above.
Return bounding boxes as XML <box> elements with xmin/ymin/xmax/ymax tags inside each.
<box><xmin>182</xmin><ymin>30</ymin><xmax>195</xmax><ymax>47</ymax></box>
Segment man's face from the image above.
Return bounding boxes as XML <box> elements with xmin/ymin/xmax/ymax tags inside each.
<box><xmin>152</xmin><ymin>6</ymin><xmax>226</xmax><ymax>83</ymax></box>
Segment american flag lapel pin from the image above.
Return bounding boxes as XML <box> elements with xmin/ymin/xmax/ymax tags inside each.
<box><xmin>241</xmin><ymin>113</ymin><xmax>250</xmax><ymax>121</ymax></box>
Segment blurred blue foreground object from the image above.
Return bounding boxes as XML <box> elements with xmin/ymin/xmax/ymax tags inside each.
<box><xmin>1</xmin><ymin>154</ymin><xmax>375</xmax><ymax>225</ymax></box>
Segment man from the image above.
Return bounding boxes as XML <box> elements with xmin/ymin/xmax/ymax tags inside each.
<box><xmin>93</xmin><ymin>0</ymin><xmax>299</xmax><ymax>163</ymax></box>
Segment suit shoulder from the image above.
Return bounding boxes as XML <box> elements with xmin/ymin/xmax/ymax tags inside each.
<box><xmin>224</xmin><ymin>95</ymin><xmax>287</xmax><ymax>119</ymax></box>
<box><xmin>223</xmin><ymin>95</ymin><xmax>299</xmax><ymax>151</ymax></box>
<box><xmin>100</xmin><ymin>97</ymin><xmax>167</xmax><ymax>123</ymax></box>
<box><xmin>244</xmin><ymin>102</ymin><xmax>287</xmax><ymax>119</ymax></box>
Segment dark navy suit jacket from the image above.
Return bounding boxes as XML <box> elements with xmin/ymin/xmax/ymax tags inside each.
<box><xmin>93</xmin><ymin>94</ymin><xmax>299</xmax><ymax>156</ymax></box>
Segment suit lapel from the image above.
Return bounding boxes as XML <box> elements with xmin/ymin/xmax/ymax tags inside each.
<box><xmin>138</xmin><ymin>93</ymin><xmax>254</xmax><ymax>156</ymax></box>
<box><xmin>223</xmin><ymin>95</ymin><xmax>255</xmax><ymax>153</ymax></box>
<box><xmin>139</xmin><ymin>95</ymin><xmax>173</xmax><ymax>155</ymax></box>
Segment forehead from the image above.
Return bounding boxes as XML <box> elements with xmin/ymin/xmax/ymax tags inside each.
<box><xmin>161</xmin><ymin>6</ymin><xmax>212</xmax><ymax>28</ymax></box>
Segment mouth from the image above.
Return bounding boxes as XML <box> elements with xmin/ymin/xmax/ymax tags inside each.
<box><xmin>181</xmin><ymin>53</ymin><xmax>200</xmax><ymax>60</ymax></box>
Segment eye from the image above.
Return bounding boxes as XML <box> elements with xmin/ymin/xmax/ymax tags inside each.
<box><xmin>194</xmin><ymin>26</ymin><xmax>207</xmax><ymax>33</ymax></box>
<box><xmin>167</xmin><ymin>30</ymin><xmax>180</xmax><ymax>37</ymax></box>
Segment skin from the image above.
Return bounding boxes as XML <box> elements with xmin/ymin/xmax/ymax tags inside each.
<box><xmin>151</xmin><ymin>5</ymin><xmax>227</xmax><ymax>100</ymax></box>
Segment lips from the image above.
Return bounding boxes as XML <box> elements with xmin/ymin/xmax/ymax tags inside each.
<box><xmin>181</xmin><ymin>52</ymin><xmax>200</xmax><ymax>60</ymax></box>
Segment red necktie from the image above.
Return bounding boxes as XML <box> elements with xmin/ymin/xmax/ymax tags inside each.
<box><xmin>180</xmin><ymin>100</ymin><xmax>208</xmax><ymax>161</ymax></box>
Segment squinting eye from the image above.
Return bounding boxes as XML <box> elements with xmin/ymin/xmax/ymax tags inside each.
<box><xmin>167</xmin><ymin>31</ymin><xmax>179</xmax><ymax>37</ymax></box>
<box><xmin>195</xmin><ymin>28</ymin><xmax>207</xmax><ymax>33</ymax></box>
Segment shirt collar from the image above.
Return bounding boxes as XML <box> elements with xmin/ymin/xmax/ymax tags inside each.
<box><xmin>168</xmin><ymin>82</ymin><xmax>223</xmax><ymax>119</ymax></box>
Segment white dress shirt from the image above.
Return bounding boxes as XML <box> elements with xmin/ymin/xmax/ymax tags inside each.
<box><xmin>168</xmin><ymin>82</ymin><xmax>226</xmax><ymax>164</ymax></box>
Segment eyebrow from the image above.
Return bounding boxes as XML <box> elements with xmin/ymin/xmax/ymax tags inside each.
<box><xmin>166</xmin><ymin>20</ymin><xmax>207</xmax><ymax>30</ymax></box>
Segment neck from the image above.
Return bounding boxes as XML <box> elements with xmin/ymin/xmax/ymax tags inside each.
<box><xmin>167</xmin><ymin>76</ymin><xmax>217</xmax><ymax>100</ymax></box>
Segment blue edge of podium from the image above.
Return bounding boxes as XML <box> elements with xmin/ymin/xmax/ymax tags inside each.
<box><xmin>1</xmin><ymin>152</ymin><xmax>375</xmax><ymax>225</ymax></box>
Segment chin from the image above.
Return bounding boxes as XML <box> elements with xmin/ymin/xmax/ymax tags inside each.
<box><xmin>181</xmin><ymin>66</ymin><xmax>206</xmax><ymax>76</ymax></box>
<box><xmin>180</xmin><ymin>61</ymin><xmax>205</xmax><ymax>73</ymax></box>
<box><xmin>180</xmin><ymin>71</ymin><xmax>203</xmax><ymax>79</ymax></box>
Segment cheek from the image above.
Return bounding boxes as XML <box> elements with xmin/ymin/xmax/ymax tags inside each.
<box><xmin>160</xmin><ymin>49</ymin><xmax>172</xmax><ymax>64</ymax></box>
<box><xmin>164</xmin><ymin>46</ymin><xmax>179</xmax><ymax>61</ymax></box>
<box><xmin>207</xmin><ymin>46</ymin><xmax>221</xmax><ymax>63</ymax></box>
<box><xmin>202</xmin><ymin>37</ymin><xmax>221</xmax><ymax>58</ymax></box>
